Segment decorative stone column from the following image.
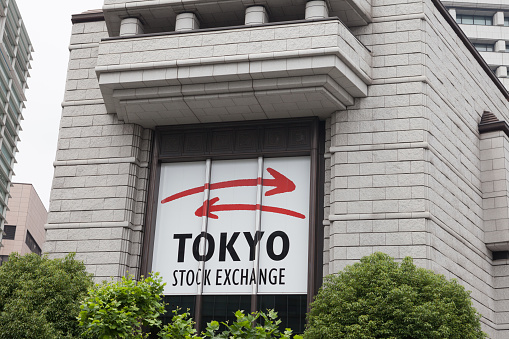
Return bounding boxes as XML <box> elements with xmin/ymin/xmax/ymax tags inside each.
<box><xmin>119</xmin><ymin>17</ymin><xmax>144</xmax><ymax>36</ymax></box>
<box><xmin>448</xmin><ymin>8</ymin><xmax>456</xmax><ymax>21</ymax></box>
<box><xmin>495</xmin><ymin>40</ymin><xmax>506</xmax><ymax>53</ymax></box>
<box><xmin>305</xmin><ymin>0</ymin><xmax>329</xmax><ymax>20</ymax></box>
<box><xmin>494</xmin><ymin>11</ymin><xmax>505</xmax><ymax>26</ymax></box>
<box><xmin>175</xmin><ymin>12</ymin><xmax>200</xmax><ymax>31</ymax></box>
<box><xmin>245</xmin><ymin>6</ymin><xmax>268</xmax><ymax>25</ymax></box>
<box><xmin>496</xmin><ymin>66</ymin><xmax>508</xmax><ymax>78</ymax></box>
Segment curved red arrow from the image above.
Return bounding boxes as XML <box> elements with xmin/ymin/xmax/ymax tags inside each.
<box><xmin>161</xmin><ymin>168</ymin><xmax>296</xmax><ymax>204</ymax></box>
<box><xmin>195</xmin><ymin>197</ymin><xmax>305</xmax><ymax>220</ymax></box>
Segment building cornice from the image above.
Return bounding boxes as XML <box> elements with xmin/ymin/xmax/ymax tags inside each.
<box><xmin>71</xmin><ymin>11</ymin><xmax>104</xmax><ymax>24</ymax></box>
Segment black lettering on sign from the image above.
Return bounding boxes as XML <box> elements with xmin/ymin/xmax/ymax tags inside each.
<box><xmin>186</xmin><ymin>270</ymin><xmax>195</xmax><ymax>286</ymax></box>
<box><xmin>178</xmin><ymin>270</ymin><xmax>186</xmax><ymax>286</ymax></box>
<box><xmin>232</xmin><ymin>269</ymin><xmax>239</xmax><ymax>285</ymax></box>
<box><xmin>244</xmin><ymin>231</ymin><xmax>264</xmax><ymax>261</ymax></box>
<box><xmin>216</xmin><ymin>269</ymin><xmax>223</xmax><ymax>286</ymax></box>
<box><xmin>219</xmin><ymin>232</ymin><xmax>240</xmax><ymax>261</ymax></box>
<box><xmin>249</xmin><ymin>268</ymin><xmax>256</xmax><ymax>285</ymax></box>
<box><xmin>241</xmin><ymin>268</ymin><xmax>248</xmax><ymax>285</ymax></box>
<box><xmin>204</xmin><ymin>269</ymin><xmax>211</xmax><ymax>285</ymax></box>
<box><xmin>193</xmin><ymin>232</ymin><xmax>215</xmax><ymax>261</ymax></box>
<box><xmin>172</xmin><ymin>270</ymin><xmax>178</xmax><ymax>286</ymax></box>
<box><xmin>173</xmin><ymin>234</ymin><xmax>192</xmax><ymax>262</ymax></box>
<box><xmin>266</xmin><ymin>231</ymin><xmax>290</xmax><ymax>261</ymax></box>
<box><xmin>269</xmin><ymin>268</ymin><xmax>278</xmax><ymax>285</ymax></box>
<box><xmin>224</xmin><ymin>269</ymin><xmax>232</xmax><ymax>285</ymax></box>
<box><xmin>279</xmin><ymin>268</ymin><xmax>285</xmax><ymax>285</ymax></box>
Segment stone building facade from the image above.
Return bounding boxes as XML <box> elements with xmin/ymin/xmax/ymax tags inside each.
<box><xmin>46</xmin><ymin>0</ymin><xmax>509</xmax><ymax>337</ymax></box>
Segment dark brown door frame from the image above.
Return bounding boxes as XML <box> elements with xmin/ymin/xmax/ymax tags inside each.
<box><xmin>140</xmin><ymin>118</ymin><xmax>325</xmax><ymax>329</ymax></box>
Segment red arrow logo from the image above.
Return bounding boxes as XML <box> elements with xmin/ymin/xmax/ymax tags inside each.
<box><xmin>161</xmin><ymin>168</ymin><xmax>296</xmax><ymax>204</ymax></box>
<box><xmin>195</xmin><ymin>197</ymin><xmax>305</xmax><ymax>220</ymax></box>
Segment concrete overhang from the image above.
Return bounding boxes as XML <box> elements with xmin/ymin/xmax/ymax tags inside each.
<box><xmin>441</xmin><ymin>0</ymin><xmax>509</xmax><ymax>11</ymax></box>
<box><xmin>102</xmin><ymin>0</ymin><xmax>372</xmax><ymax>36</ymax></box>
<box><xmin>96</xmin><ymin>18</ymin><xmax>371</xmax><ymax>128</ymax></box>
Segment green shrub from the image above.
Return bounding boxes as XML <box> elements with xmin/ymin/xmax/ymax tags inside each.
<box><xmin>0</xmin><ymin>252</ymin><xmax>93</xmax><ymax>339</ymax></box>
<box><xmin>78</xmin><ymin>271</ymin><xmax>301</xmax><ymax>339</ymax></box>
<box><xmin>159</xmin><ymin>309</ymin><xmax>302</xmax><ymax>339</ymax></box>
<box><xmin>305</xmin><ymin>252</ymin><xmax>487</xmax><ymax>339</ymax></box>
<box><xmin>78</xmin><ymin>273</ymin><xmax>165</xmax><ymax>339</ymax></box>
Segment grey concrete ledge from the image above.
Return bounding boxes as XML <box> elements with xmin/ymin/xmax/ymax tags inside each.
<box><xmin>330</xmin><ymin>141</ymin><xmax>429</xmax><ymax>153</ymax></box>
<box><xmin>61</xmin><ymin>99</ymin><xmax>105</xmax><ymax>107</ymax></box>
<box><xmin>69</xmin><ymin>43</ymin><xmax>100</xmax><ymax>51</ymax></box>
<box><xmin>371</xmin><ymin>76</ymin><xmax>428</xmax><ymax>85</ymax></box>
<box><xmin>95</xmin><ymin>47</ymin><xmax>372</xmax><ymax>85</ymax></box>
<box><xmin>329</xmin><ymin>211</ymin><xmax>431</xmax><ymax>221</ymax></box>
<box><xmin>45</xmin><ymin>221</ymin><xmax>131</xmax><ymax>229</ymax></box>
<box><xmin>53</xmin><ymin>157</ymin><xmax>149</xmax><ymax>168</ymax></box>
<box><xmin>372</xmin><ymin>13</ymin><xmax>425</xmax><ymax>23</ymax></box>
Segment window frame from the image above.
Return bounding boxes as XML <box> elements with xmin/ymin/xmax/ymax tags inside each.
<box><xmin>3</xmin><ymin>224</ymin><xmax>15</xmax><ymax>240</ymax></box>
<box><xmin>141</xmin><ymin>118</ymin><xmax>325</xmax><ymax>330</ymax></box>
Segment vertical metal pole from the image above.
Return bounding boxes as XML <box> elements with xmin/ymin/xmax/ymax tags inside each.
<box><xmin>195</xmin><ymin>158</ymin><xmax>212</xmax><ymax>332</ymax></box>
<box><xmin>251</xmin><ymin>156</ymin><xmax>264</xmax><ymax>313</ymax></box>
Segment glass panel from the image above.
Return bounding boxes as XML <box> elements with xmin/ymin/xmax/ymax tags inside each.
<box><xmin>258</xmin><ymin>294</ymin><xmax>307</xmax><ymax>334</ymax></box>
<box><xmin>462</xmin><ymin>15</ymin><xmax>474</xmax><ymax>25</ymax></box>
<box><xmin>25</xmin><ymin>230</ymin><xmax>42</xmax><ymax>255</ymax></box>
<box><xmin>0</xmin><ymin>171</ymin><xmax>7</xmax><ymax>189</ymax></box>
<box><xmin>200</xmin><ymin>295</ymin><xmax>251</xmax><ymax>329</ymax></box>
<box><xmin>203</xmin><ymin>158</ymin><xmax>258</xmax><ymax>295</ymax></box>
<box><xmin>0</xmin><ymin>255</ymin><xmax>9</xmax><ymax>266</ymax></box>
<box><xmin>259</xmin><ymin>157</ymin><xmax>310</xmax><ymax>295</ymax></box>
<box><xmin>3</xmin><ymin>224</ymin><xmax>15</xmax><ymax>240</ymax></box>
<box><xmin>2</xmin><ymin>144</ymin><xmax>12</xmax><ymax>164</ymax></box>
<box><xmin>474</xmin><ymin>44</ymin><xmax>486</xmax><ymax>52</ymax></box>
<box><xmin>152</xmin><ymin>161</ymin><xmax>206</xmax><ymax>296</ymax></box>
<box><xmin>160</xmin><ymin>295</ymin><xmax>196</xmax><ymax>325</ymax></box>
<box><xmin>474</xmin><ymin>16</ymin><xmax>485</xmax><ymax>25</ymax></box>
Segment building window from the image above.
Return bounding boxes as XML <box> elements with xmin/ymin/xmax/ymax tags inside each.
<box><xmin>474</xmin><ymin>43</ymin><xmax>494</xmax><ymax>52</ymax></box>
<box><xmin>142</xmin><ymin>118</ymin><xmax>324</xmax><ymax>332</ymax></box>
<box><xmin>3</xmin><ymin>224</ymin><xmax>15</xmax><ymax>240</ymax></box>
<box><xmin>0</xmin><ymin>255</ymin><xmax>8</xmax><ymax>266</ymax></box>
<box><xmin>25</xmin><ymin>230</ymin><xmax>41</xmax><ymax>255</ymax></box>
<box><xmin>505</xmin><ymin>17</ymin><xmax>509</xmax><ymax>26</ymax></box>
<box><xmin>456</xmin><ymin>14</ymin><xmax>493</xmax><ymax>26</ymax></box>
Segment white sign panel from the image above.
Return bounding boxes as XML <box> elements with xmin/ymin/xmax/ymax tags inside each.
<box><xmin>152</xmin><ymin>156</ymin><xmax>310</xmax><ymax>295</ymax></box>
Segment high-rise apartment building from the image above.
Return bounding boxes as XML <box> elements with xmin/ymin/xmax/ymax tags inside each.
<box><xmin>47</xmin><ymin>0</ymin><xmax>509</xmax><ymax>336</ymax></box>
<box><xmin>443</xmin><ymin>1</ymin><xmax>509</xmax><ymax>89</ymax></box>
<box><xmin>0</xmin><ymin>0</ymin><xmax>32</xmax><ymax>247</ymax></box>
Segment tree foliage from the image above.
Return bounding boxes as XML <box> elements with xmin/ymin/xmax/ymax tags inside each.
<box><xmin>305</xmin><ymin>252</ymin><xmax>487</xmax><ymax>339</ymax></box>
<box><xmin>0</xmin><ymin>252</ymin><xmax>94</xmax><ymax>339</ymax></box>
<box><xmin>159</xmin><ymin>309</ymin><xmax>302</xmax><ymax>339</ymax></box>
<box><xmin>78</xmin><ymin>273</ymin><xmax>166</xmax><ymax>339</ymax></box>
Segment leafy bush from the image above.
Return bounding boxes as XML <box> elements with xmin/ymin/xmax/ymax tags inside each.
<box><xmin>159</xmin><ymin>309</ymin><xmax>302</xmax><ymax>339</ymax></box>
<box><xmin>305</xmin><ymin>252</ymin><xmax>487</xmax><ymax>339</ymax></box>
<box><xmin>78</xmin><ymin>273</ymin><xmax>165</xmax><ymax>339</ymax></box>
<box><xmin>0</xmin><ymin>252</ymin><xmax>93</xmax><ymax>339</ymax></box>
<box><xmin>78</xmin><ymin>272</ymin><xmax>301</xmax><ymax>339</ymax></box>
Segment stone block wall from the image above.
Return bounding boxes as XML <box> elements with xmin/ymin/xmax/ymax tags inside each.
<box><xmin>325</xmin><ymin>0</ymin><xmax>509</xmax><ymax>336</ymax></box>
<box><xmin>45</xmin><ymin>19</ymin><xmax>153</xmax><ymax>282</ymax></box>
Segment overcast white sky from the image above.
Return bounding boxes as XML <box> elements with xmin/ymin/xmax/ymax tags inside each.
<box><xmin>14</xmin><ymin>0</ymin><xmax>105</xmax><ymax>208</ymax></box>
